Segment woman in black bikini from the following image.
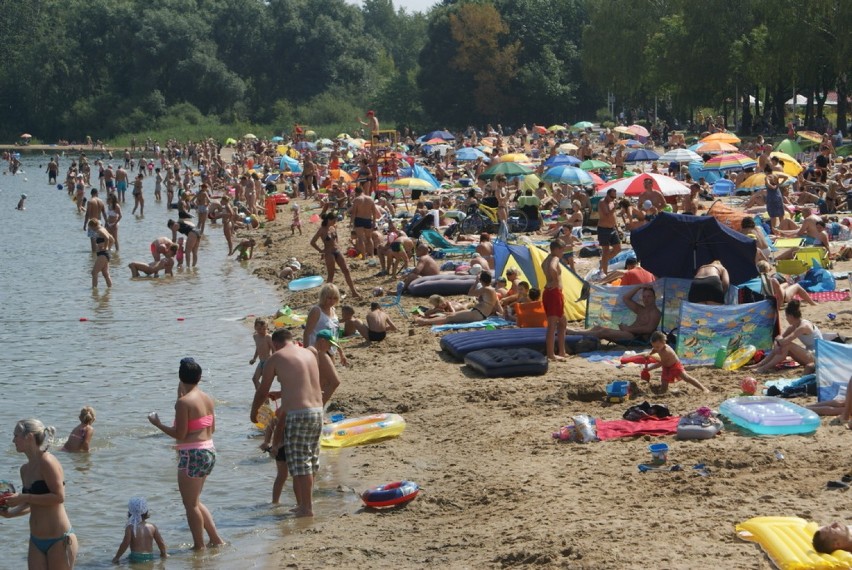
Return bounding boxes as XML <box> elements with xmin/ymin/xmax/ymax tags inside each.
<box><xmin>309</xmin><ymin>212</ymin><xmax>360</xmax><ymax>298</ymax></box>
<box><xmin>2</xmin><ymin>419</ymin><xmax>78</xmax><ymax>568</ymax></box>
<box><xmin>168</xmin><ymin>218</ymin><xmax>201</xmax><ymax>268</ymax></box>
<box><xmin>88</xmin><ymin>218</ymin><xmax>114</xmax><ymax>288</ymax></box>
<box><xmin>687</xmin><ymin>260</ymin><xmax>729</xmax><ymax>305</ymax></box>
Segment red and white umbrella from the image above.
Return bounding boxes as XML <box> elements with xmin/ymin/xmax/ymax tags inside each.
<box><xmin>627</xmin><ymin>124</ymin><xmax>650</xmax><ymax>138</ymax></box>
<box><xmin>595</xmin><ymin>173</ymin><xmax>690</xmax><ymax>197</ymax></box>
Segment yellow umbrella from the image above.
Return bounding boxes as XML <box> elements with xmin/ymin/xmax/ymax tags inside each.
<box><xmin>547</xmin><ymin>124</ymin><xmax>565</xmax><ymax>132</ymax></box>
<box><xmin>244</xmin><ymin>133</ymin><xmax>257</xmax><ymax>139</ymax></box>
<box><xmin>796</xmin><ymin>130</ymin><xmax>822</xmax><ymax>143</ymax></box>
<box><xmin>500</xmin><ymin>153</ymin><xmax>531</xmax><ymax>163</ymax></box>
<box><xmin>558</xmin><ymin>143</ymin><xmax>578</xmax><ymax>153</ymax></box>
<box><xmin>769</xmin><ymin>151</ymin><xmax>803</xmax><ymax>176</ymax></box>
<box><xmin>700</xmin><ymin>132</ymin><xmax>741</xmax><ymax>144</ymax></box>
<box><xmin>695</xmin><ymin>141</ymin><xmax>738</xmax><ymax>153</ymax></box>
<box><xmin>389</xmin><ymin>177</ymin><xmax>437</xmax><ymax>191</ymax></box>
<box><xmin>613</xmin><ymin>126</ymin><xmax>631</xmax><ymax>135</ymax></box>
<box><xmin>521</xmin><ymin>174</ymin><xmax>541</xmax><ymax>193</ymax></box>
<box><xmin>738</xmin><ymin>172</ymin><xmax>794</xmax><ymax>190</ymax></box>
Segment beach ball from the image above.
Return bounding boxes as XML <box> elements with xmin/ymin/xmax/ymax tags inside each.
<box><xmin>244</xmin><ymin>217</ymin><xmax>251</xmax><ymax>224</ymax></box>
<box><xmin>740</xmin><ymin>377</ymin><xmax>758</xmax><ymax>395</ymax></box>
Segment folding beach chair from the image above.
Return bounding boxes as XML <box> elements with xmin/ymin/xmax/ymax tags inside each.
<box><xmin>380</xmin><ymin>281</ymin><xmax>408</xmax><ymax>319</ymax></box>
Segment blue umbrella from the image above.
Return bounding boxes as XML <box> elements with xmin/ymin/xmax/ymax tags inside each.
<box><xmin>399</xmin><ymin>164</ymin><xmax>440</xmax><ymax>188</ymax></box>
<box><xmin>456</xmin><ymin>147</ymin><xmax>487</xmax><ymax>161</ymax></box>
<box><xmin>421</xmin><ymin>130</ymin><xmax>455</xmax><ymax>141</ymax></box>
<box><xmin>542</xmin><ymin>165</ymin><xmax>594</xmax><ymax>186</ymax></box>
<box><xmin>543</xmin><ymin>154</ymin><xmax>582</xmax><ymax>168</ymax></box>
<box><xmin>279</xmin><ymin>155</ymin><xmax>302</xmax><ymax>173</ymax></box>
<box><xmin>624</xmin><ymin>149</ymin><xmax>661</xmax><ymax>162</ymax></box>
<box><xmin>271</xmin><ymin>136</ymin><xmax>284</xmax><ymax>142</ymax></box>
<box><xmin>294</xmin><ymin>141</ymin><xmax>316</xmax><ymax>151</ymax></box>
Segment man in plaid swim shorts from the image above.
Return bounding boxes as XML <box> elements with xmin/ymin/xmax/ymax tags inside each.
<box><xmin>251</xmin><ymin>329</ymin><xmax>324</xmax><ymax>516</ymax></box>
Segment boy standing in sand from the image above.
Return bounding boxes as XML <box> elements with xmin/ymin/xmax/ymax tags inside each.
<box><xmin>365</xmin><ymin>302</ymin><xmax>398</xmax><ymax>344</ymax></box>
<box><xmin>643</xmin><ymin>331</ymin><xmax>709</xmax><ymax>393</ymax></box>
<box><xmin>542</xmin><ymin>239</ymin><xmax>567</xmax><ymax>361</ymax></box>
<box><xmin>250</xmin><ymin>318</ymin><xmax>274</xmax><ymax>389</ymax></box>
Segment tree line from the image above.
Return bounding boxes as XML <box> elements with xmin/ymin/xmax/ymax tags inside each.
<box><xmin>0</xmin><ymin>0</ymin><xmax>847</xmax><ymax>141</ymax></box>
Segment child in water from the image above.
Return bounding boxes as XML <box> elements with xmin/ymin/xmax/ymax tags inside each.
<box><xmin>15</xmin><ymin>193</ymin><xmax>26</xmax><ymax>210</ymax></box>
<box><xmin>112</xmin><ymin>497</ymin><xmax>168</xmax><ymax>563</ymax></box>
<box><xmin>643</xmin><ymin>331</ymin><xmax>709</xmax><ymax>393</ymax></box>
<box><xmin>231</xmin><ymin>238</ymin><xmax>256</xmax><ymax>260</ymax></box>
<box><xmin>249</xmin><ymin>318</ymin><xmax>274</xmax><ymax>389</ymax></box>
<box><xmin>63</xmin><ymin>406</ymin><xmax>95</xmax><ymax>452</ymax></box>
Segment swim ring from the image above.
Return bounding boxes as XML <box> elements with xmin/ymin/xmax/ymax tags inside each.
<box><xmin>321</xmin><ymin>413</ymin><xmax>406</xmax><ymax>448</ymax></box>
<box><xmin>288</xmin><ymin>275</ymin><xmax>324</xmax><ymax>292</ymax></box>
<box><xmin>361</xmin><ymin>481</ymin><xmax>420</xmax><ymax>509</ymax></box>
<box><xmin>254</xmin><ymin>403</ymin><xmax>275</xmax><ymax>430</ymax></box>
<box><xmin>722</xmin><ymin>345</ymin><xmax>757</xmax><ymax>371</ymax></box>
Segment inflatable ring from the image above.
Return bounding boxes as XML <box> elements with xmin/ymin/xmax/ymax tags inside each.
<box><xmin>254</xmin><ymin>404</ymin><xmax>275</xmax><ymax>430</ymax></box>
<box><xmin>288</xmin><ymin>275</ymin><xmax>324</xmax><ymax>292</ymax></box>
<box><xmin>723</xmin><ymin>345</ymin><xmax>757</xmax><ymax>371</ymax></box>
<box><xmin>321</xmin><ymin>413</ymin><xmax>406</xmax><ymax>448</ymax></box>
<box><xmin>361</xmin><ymin>481</ymin><xmax>420</xmax><ymax>508</ymax></box>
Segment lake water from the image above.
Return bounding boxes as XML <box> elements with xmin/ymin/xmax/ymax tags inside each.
<box><xmin>0</xmin><ymin>154</ymin><xmax>360</xmax><ymax>568</ymax></box>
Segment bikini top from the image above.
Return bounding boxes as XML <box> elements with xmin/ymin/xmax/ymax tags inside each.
<box><xmin>186</xmin><ymin>414</ymin><xmax>213</xmax><ymax>432</ymax></box>
<box><xmin>96</xmin><ymin>236</ymin><xmax>106</xmax><ymax>244</ymax></box>
<box><xmin>22</xmin><ymin>480</ymin><xmax>51</xmax><ymax>495</ymax></box>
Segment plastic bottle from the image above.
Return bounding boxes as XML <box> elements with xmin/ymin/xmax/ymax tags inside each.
<box><xmin>774</xmin><ymin>449</ymin><xmax>785</xmax><ymax>461</ymax></box>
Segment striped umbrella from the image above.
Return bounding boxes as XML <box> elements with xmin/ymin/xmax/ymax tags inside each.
<box><xmin>542</xmin><ymin>165</ymin><xmax>594</xmax><ymax>186</ymax></box>
<box><xmin>693</xmin><ymin>141</ymin><xmax>738</xmax><ymax>154</ymax></box>
<box><xmin>596</xmin><ymin>173</ymin><xmax>689</xmax><ymax>197</ymax></box>
<box><xmin>659</xmin><ymin>149</ymin><xmax>703</xmax><ymax>163</ymax></box>
<box><xmin>700</xmin><ymin>132</ymin><xmax>741</xmax><ymax>144</ymax></box>
<box><xmin>703</xmin><ymin>153</ymin><xmax>757</xmax><ymax>171</ymax></box>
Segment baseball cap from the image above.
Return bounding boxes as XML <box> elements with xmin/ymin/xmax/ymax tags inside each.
<box><xmin>315</xmin><ymin>329</ymin><xmax>339</xmax><ymax>347</ymax></box>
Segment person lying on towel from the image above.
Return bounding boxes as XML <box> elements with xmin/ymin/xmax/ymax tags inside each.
<box><xmin>415</xmin><ymin>271</ymin><xmax>502</xmax><ymax>326</ymax></box>
<box><xmin>566</xmin><ymin>285</ymin><xmax>660</xmax><ymax>343</ymax></box>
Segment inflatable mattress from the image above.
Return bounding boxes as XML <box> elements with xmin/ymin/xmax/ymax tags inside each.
<box><xmin>464</xmin><ymin>347</ymin><xmax>549</xmax><ymax>378</ymax></box>
<box><xmin>440</xmin><ymin>328</ymin><xmax>599</xmax><ymax>361</ymax></box>
<box><xmin>406</xmin><ymin>274</ymin><xmax>478</xmax><ymax>297</ymax></box>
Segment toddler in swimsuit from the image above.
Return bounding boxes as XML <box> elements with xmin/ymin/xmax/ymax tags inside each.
<box><xmin>112</xmin><ymin>497</ymin><xmax>168</xmax><ymax>563</ymax></box>
<box><xmin>291</xmin><ymin>203</ymin><xmax>302</xmax><ymax>235</ymax></box>
<box><xmin>642</xmin><ymin>331</ymin><xmax>709</xmax><ymax>393</ymax></box>
<box><xmin>250</xmin><ymin>318</ymin><xmax>274</xmax><ymax>389</ymax></box>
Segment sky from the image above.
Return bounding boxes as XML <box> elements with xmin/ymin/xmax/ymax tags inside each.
<box><xmin>351</xmin><ymin>0</ymin><xmax>438</xmax><ymax>13</ymax></box>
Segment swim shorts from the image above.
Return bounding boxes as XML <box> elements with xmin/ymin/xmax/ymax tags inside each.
<box><xmin>116</xmin><ymin>180</ymin><xmax>127</xmax><ymax>193</ymax></box>
<box><xmin>254</xmin><ymin>360</ymin><xmax>266</xmax><ymax>374</ymax></box>
<box><xmin>272</xmin><ymin>444</ymin><xmax>286</xmax><ymax>462</ymax></box>
<box><xmin>106</xmin><ymin>179</ymin><xmax>115</xmax><ymax>189</ymax></box>
<box><xmin>354</xmin><ymin>216</ymin><xmax>373</xmax><ymax>230</ymax></box>
<box><xmin>661</xmin><ymin>361</ymin><xmax>685</xmax><ymax>383</ymax></box>
<box><xmin>177</xmin><ymin>447</ymin><xmax>216</xmax><ymax>478</ymax></box>
<box><xmin>597</xmin><ymin>226</ymin><xmax>620</xmax><ymax>247</ymax></box>
<box><xmin>542</xmin><ymin>287</ymin><xmax>564</xmax><ymax>318</ymax></box>
<box><xmin>284</xmin><ymin>408</ymin><xmax>323</xmax><ymax>477</ymax></box>
<box><xmin>390</xmin><ymin>242</ymin><xmax>402</xmax><ymax>253</ymax></box>
<box><xmin>368</xmin><ymin>330</ymin><xmax>387</xmax><ymax>342</ymax></box>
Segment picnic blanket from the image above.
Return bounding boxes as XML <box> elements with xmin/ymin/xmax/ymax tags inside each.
<box><xmin>796</xmin><ymin>290</ymin><xmax>850</xmax><ymax>303</ymax></box>
<box><xmin>430</xmin><ymin>316</ymin><xmax>514</xmax><ymax>333</ymax></box>
<box><xmin>595</xmin><ymin>416</ymin><xmax>681</xmax><ymax>441</ymax></box>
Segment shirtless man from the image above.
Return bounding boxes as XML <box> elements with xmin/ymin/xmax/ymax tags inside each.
<box><xmin>415</xmin><ymin>271</ymin><xmax>502</xmax><ymax>326</ymax></box>
<box><xmin>358</xmin><ymin>110</ymin><xmax>380</xmax><ymax>135</ymax></box>
<box><xmin>115</xmin><ymin>165</ymin><xmax>129</xmax><ymax>203</ymax></box>
<box><xmin>384</xmin><ymin>234</ymin><xmax>414</xmax><ymax>276</ymax></box>
<box><xmin>637</xmin><ymin>177</ymin><xmax>666</xmax><ymax>211</ymax></box>
<box><xmin>597</xmin><ymin>187</ymin><xmax>622</xmax><ymax>274</ymax></box>
<box><xmin>402</xmin><ymin>244</ymin><xmax>440</xmax><ymax>289</ymax></box>
<box><xmin>812</xmin><ymin>522</ymin><xmax>852</xmax><ymax>554</ymax></box>
<box><xmin>250</xmin><ymin>329</ymin><xmax>323</xmax><ymax>515</ymax></box>
<box><xmin>774</xmin><ymin>207</ymin><xmax>826</xmax><ymax>246</ymax></box>
<box><xmin>351</xmin><ymin>185</ymin><xmax>377</xmax><ymax>260</ymax></box>
<box><xmin>103</xmin><ymin>165</ymin><xmax>115</xmax><ymax>196</ymax></box>
<box><xmin>567</xmin><ymin>285</ymin><xmax>661</xmax><ymax>343</ymax></box>
<box><xmin>542</xmin><ymin>239</ymin><xmax>568</xmax><ymax>361</ymax></box>
<box><xmin>365</xmin><ymin>302</ymin><xmax>398</xmax><ymax>343</ymax></box>
<box><xmin>681</xmin><ymin>183</ymin><xmax>701</xmax><ymax>215</ymax></box>
<box><xmin>476</xmin><ymin>233</ymin><xmax>494</xmax><ymax>268</ymax></box>
<box><xmin>85</xmin><ymin>188</ymin><xmax>107</xmax><ymax>251</ymax></box>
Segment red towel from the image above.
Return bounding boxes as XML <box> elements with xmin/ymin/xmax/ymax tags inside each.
<box><xmin>595</xmin><ymin>416</ymin><xmax>681</xmax><ymax>441</ymax></box>
<box><xmin>796</xmin><ymin>291</ymin><xmax>850</xmax><ymax>303</ymax></box>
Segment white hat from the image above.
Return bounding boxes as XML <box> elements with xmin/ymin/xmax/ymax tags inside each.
<box><xmin>469</xmin><ymin>264</ymin><xmax>483</xmax><ymax>276</ymax></box>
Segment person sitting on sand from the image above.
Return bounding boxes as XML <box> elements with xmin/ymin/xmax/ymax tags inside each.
<box><xmin>806</xmin><ymin>374</ymin><xmax>851</xmax><ymax>425</ymax></box>
<box><xmin>642</xmin><ymin>331</ymin><xmax>709</xmax><ymax>393</ymax></box>
<box><xmin>415</xmin><ymin>271</ymin><xmax>502</xmax><ymax>326</ymax></box>
<box><xmin>813</xmin><ymin>522</ymin><xmax>852</xmax><ymax>553</ymax></box>
<box><xmin>339</xmin><ymin>305</ymin><xmax>369</xmax><ymax>339</ymax></box>
<box><xmin>752</xmin><ymin>300</ymin><xmax>821</xmax><ymax>374</ymax></box>
<box><xmin>757</xmin><ymin>260</ymin><xmax>815</xmax><ymax>307</ymax></box>
<box><xmin>129</xmin><ymin>255</ymin><xmax>175</xmax><ymax>278</ymax></box>
<box><xmin>401</xmin><ymin>244</ymin><xmax>440</xmax><ymax>290</ymax></box>
<box><xmin>566</xmin><ymin>285</ymin><xmax>660</xmax><ymax>343</ymax></box>
<box><xmin>365</xmin><ymin>302</ymin><xmax>398</xmax><ymax>343</ymax></box>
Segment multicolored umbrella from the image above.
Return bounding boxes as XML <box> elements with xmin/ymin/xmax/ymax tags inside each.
<box><xmin>627</xmin><ymin>124</ymin><xmax>650</xmax><ymax>138</ymax></box>
<box><xmin>542</xmin><ymin>165</ymin><xmax>594</xmax><ymax>186</ymax></box>
<box><xmin>579</xmin><ymin>159</ymin><xmax>612</xmax><ymax>171</ymax></box>
<box><xmin>624</xmin><ymin>149</ymin><xmax>660</xmax><ymax>162</ymax></box>
<box><xmin>659</xmin><ymin>149</ymin><xmax>703</xmax><ymax>163</ymax></box>
<box><xmin>703</xmin><ymin>153</ymin><xmax>757</xmax><ymax>171</ymax></box>
<box><xmin>699</xmin><ymin>132</ymin><xmax>741</xmax><ymax>144</ymax></box>
<box><xmin>596</xmin><ymin>173</ymin><xmax>689</xmax><ymax>197</ymax></box>
<box><xmin>480</xmin><ymin>162</ymin><xmax>533</xmax><ymax>180</ymax></box>
<box><xmin>694</xmin><ymin>141</ymin><xmax>739</xmax><ymax>154</ymax></box>
<box><xmin>737</xmin><ymin>172</ymin><xmax>795</xmax><ymax>191</ymax></box>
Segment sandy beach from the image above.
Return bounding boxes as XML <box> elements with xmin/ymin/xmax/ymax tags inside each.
<box><xmin>234</xmin><ymin>193</ymin><xmax>852</xmax><ymax>569</ymax></box>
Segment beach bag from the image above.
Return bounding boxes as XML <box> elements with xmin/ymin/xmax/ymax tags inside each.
<box><xmin>798</xmin><ymin>262</ymin><xmax>835</xmax><ymax>292</ymax></box>
<box><xmin>579</xmin><ymin>245</ymin><xmax>601</xmax><ymax>258</ymax></box>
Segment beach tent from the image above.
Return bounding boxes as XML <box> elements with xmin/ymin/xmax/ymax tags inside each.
<box><xmin>675</xmin><ymin>300</ymin><xmax>776</xmax><ymax>365</ymax></box>
<box><xmin>816</xmin><ymin>339</ymin><xmax>852</xmax><ymax>402</ymax></box>
<box><xmin>399</xmin><ymin>164</ymin><xmax>440</xmax><ymax>189</ymax></box>
<box><xmin>631</xmin><ymin>212</ymin><xmax>758</xmax><ymax>285</ymax></box>
<box><xmin>493</xmin><ymin>241</ymin><xmax>587</xmax><ymax>322</ymax></box>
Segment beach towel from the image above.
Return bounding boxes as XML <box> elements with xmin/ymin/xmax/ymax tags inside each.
<box><xmin>578</xmin><ymin>350</ymin><xmax>628</xmax><ymax>366</ymax></box>
<box><xmin>594</xmin><ymin>416</ymin><xmax>681</xmax><ymax>441</ymax></box>
<box><xmin>796</xmin><ymin>290</ymin><xmax>850</xmax><ymax>303</ymax></box>
<box><xmin>430</xmin><ymin>317</ymin><xmax>514</xmax><ymax>333</ymax></box>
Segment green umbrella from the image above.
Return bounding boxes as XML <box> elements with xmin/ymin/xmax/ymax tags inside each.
<box><xmin>572</xmin><ymin>121</ymin><xmax>594</xmax><ymax>129</ymax></box>
<box><xmin>480</xmin><ymin>162</ymin><xmax>533</xmax><ymax>180</ymax></box>
<box><xmin>836</xmin><ymin>145</ymin><xmax>852</xmax><ymax>157</ymax></box>
<box><xmin>580</xmin><ymin>159</ymin><xmax>612</xmax><ymax>171</ymax></box>
<box><xmin>776</xmin><ymin>139</ymin><xmax>804</xmax><ymax>155</ymax></box>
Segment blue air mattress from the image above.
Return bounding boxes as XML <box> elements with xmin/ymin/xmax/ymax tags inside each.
<box><xmin>406</xmin><ymin>274</ymin><xmax>478</xmax><ymax>297</ymax></box>
<box><xmin>464</xmin><ymin>348</ymin><xmax>549</xmax><ymax>378</ymax></box>
<box><xmin>440</xmin><ymin>328</ymin><xmax>599</xmax><ymax>361</ymax></box>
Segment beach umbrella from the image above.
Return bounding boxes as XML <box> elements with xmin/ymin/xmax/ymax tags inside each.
<box><xmin>389</xmin><ymin>177</ymin><xmax>437</xmax><ymax>191</ymax></box>
<box><xmin>532</xmin><ymin>125</ymin><xmax>548</xmax><ymax>135</ymax></box>
<box><xmin>317</xmin><ymin>138</ymin><xmax>334</xmax><ymax>146</ymax></box>
<box><xmin>700</xmin><ymin>132</ymin><xmax>741</xmax><ymax>144</ymax></box>
<box><xmin>573</xmin><ymin>121</ymin><xmax>594</xmax><ymax>129</ymax></box>
<box><xmin>294</xmin><ymin>141</ymin><xmax>316</xmax><ymax>151</ymax></box>
<box><xmin>796</xmin><ymin>130</ymin><xmax>823</xmax><ymax>143</ymax></box>
<box><xmin>659</xmin><ymin>149</ymin><xmax>703</xmax><ymax>163</ymax></box>
<box><xmin>304</xmin><ymin>130</ymin><xmax>316</xmax><ymax>140</ymax></box>
<box><xmin>424</xmin><ymin>137</ymin><xmax>447</xmax><ymax>145</ymax></box>
<box><xmin>737</xmin><ymin>172</ymin><xmax>795</xmax><ymax>191</ymax></box>
<box><xmin>456</xmin><ymin>147</ymin><xmax>487</xmax><ymax>161</ymax></box>
<box><xmin>548</xmin><ymin>124</ymin><xmax>565</xmax><ymax>132</ymax></box>
<box><xmin>596</xmin><ymin>173</ymin><xmax>689</xmax><ymax>197</ymax></box>
<box><xmin>20</xmin><ymin>133</ymin><xmax>32</xmax><ymax>139</ymax></box>
<box><xmin>481</xmin><ymin>162</ymin><xmax>533</xmax><ymax>180</ymax></box>
<box><xmin>542</xmin><ymin>165</ymin><xmax>594</xmax><ymax>186</ymax></box>
<box><xmin>336</xmin><ymin>133</ymin><xmax>351</xmax><ymax>140</ymax></box>
<box><xmin>271</xmin><ymin>136</ymin><xmax>284</xmax><ymax>142</ymax></box>
<box><xmin>499</xmin><ymin>152</ymin><xmax>531</xmax><ymax>163</ymax></box>
<box><xmin>398</xmin><ymin>164</ymin><xmax>441</xmax><ymax>188</ymax></box>
<box><xmin>543</xmin><ymin>154</ymin><xmax>582</xmax><ymax>168</ymax></box>
<box><xmin>775</xmin><ymin>139</ymin><xmax>805</xmax><ymax>155</ymax></box>
<box><xmin>224</xmin><ymin>138</ymin><xmax>237</xmax><ymax>145</ymax></box>
<box><xmin>703</xmin><ymin>153</ymin><xmax>757</xmax><ymax>171</ymax></box>
<box><xmin>619</xmin><ymin>139</ymin><xmax>643</xmax><ymax>148</ymax></box>
<box><xmin>422</xmin><ymin>130</ymin><xmax>455</xmax><ymax>141</ymax></box>
<box><xmin>557</xmin><ymin>143</ymin><xmax>578</xmax><ymax>152</ymax></box>
<box><xmin>613</xmin><ymin>126</ymin><xmax>631</xmax><ymax>135</ymax></box>
<box><xmin>244</xmin><ymin>133</ymin><xmax>257</xmax><ymax>139</ymax></box>
<box><xmin>769</xmin><ymin>151</ymin><xmax>804</xmax><ymax>176</ymax></box>
<box><xmin>520</xmin><ymin>174</ymin><xmax>541</xmax><ymax>192</ymax></box>
<box><xmin>631</xmin><ymin>213</ymin><xmax>758</xmax><ymax>284</ymax></box>
<box><xmin>627</xmin><ymin>124</ymin><xmax>650</xmax><ymax>138</ymax></box>
<box><xmin>694</xmin><ymin>141</ymin><xmax>738</xmax><ymax>154</ymax></box>
<box><xmin>624</xmin><ymin>149</ymin><xmax>660</xmax><ymax>162</ymax></box>
<box><xmin>279</xmin><ymin>154</ymin><xmax>302</xmax><ymax>173</ymax></box>
<box><xmin>579</xmin><ymin>159</ymin><xmax>612</xmax><ymax>171</ymax></box>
